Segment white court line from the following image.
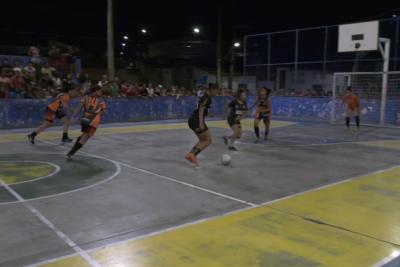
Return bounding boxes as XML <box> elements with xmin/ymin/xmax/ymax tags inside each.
<box><xmin>372</xmin><ymin>250</ymin><xmax>400</xmax><ymax>267</ymax></box>
<box><xmin>40</xmin><ymin>140</ymin><xmax>257</xmax><ymax>207</ymax></box>
<box><xmin>0</xmin><ymin>160</ymin><xmax>61</xmax><ymax>186</ymax></box>
<box><xmin>0</xmin><ymin>153</ymin><xmax>121</xmax><ymax>206</ymax></box>
<box><xmin>29</xmin><ymin>205</ymin><xmax>257</xmax><ymax>267</ymax></box>
<box><xmin>0</xmin><ymin>178</ymin><xmax>101</xmax><ymax>267</ymax></box>
<box><xmin>30</xmin><ymin>141</ymin><xmax>400</xmax><ymax>266</ymax></box>
<box><xmin>260</xmin><ymin>165</ymin><xmax>400</xmax><ymax>206</ymax></box>
<box><xmin>30</xmin><ymin>159</ymin><xmax>400</xmax><ymax>267</ymax></box>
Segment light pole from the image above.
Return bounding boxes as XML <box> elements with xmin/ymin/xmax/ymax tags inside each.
<box><xmin>228</xmin><ymin>42</ymin><xmax>241</xmax><ymax>90</ymax></box>
<box><xmin>107</xmin><ymin>0</ymin><xmax>115</xmax><ymax>80</ymax></box>
<box><xmin>216</xmin><ymin>3</ymin><xmax>222</xmax><ymax>88</ymax></box>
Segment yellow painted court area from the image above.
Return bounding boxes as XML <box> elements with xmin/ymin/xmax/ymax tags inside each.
<box><xmin>0</xmin><ymin>119</ymin><xmax>293</xmax><ymax>143</ymax></box>
<box><xmin>360</xmin><ymin>140</ymin><xmax>400</xmax><ymax>150</ymax></box>
<box><xmin>0</xmin><ymin>162</ymin><xmax>55</xmax><ymax>184</ymax></box>
<box><xmin>40</xmin><ymin>256</ymin><xmax>91</xmax><ymax>267</ymax></box>
<box><xmin>40</xmin><ymin>167</ymin><xmax>400</xmax><ymax>267</ymax></box>
<box><xmin>269</xmin><ymin>167</ymin><xmax>400</xmax><ymax>246</ymax></box>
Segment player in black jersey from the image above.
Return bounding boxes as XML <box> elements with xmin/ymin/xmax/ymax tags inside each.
<box><xmin>253</xmin><ymin>87</ymin><xmax>272</xmax><ymax>143</ymax></box>
<box><xmin>186</xmin><ymin>87</ymin><xmax>212</xmax><ymax>166</ymax></box>
<box><xmin>223</xmin><ymin>89</ymin><xmax>248</xmax><ymax>151</ymax></box>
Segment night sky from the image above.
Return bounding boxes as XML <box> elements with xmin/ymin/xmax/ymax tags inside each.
<box><xmin>0</xmin><ymin>1</ymin><xmax>398</xmax><ymax>50</ymax></box>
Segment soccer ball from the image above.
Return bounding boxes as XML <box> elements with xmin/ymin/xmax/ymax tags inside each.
<box><xmin>221</xmin><ymin>154</ymin><xmax>231</xmax><ymax>166</ymax></box>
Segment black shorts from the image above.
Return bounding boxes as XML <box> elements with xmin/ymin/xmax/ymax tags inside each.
<box><xmin>227</xmin><ymin>116</ymin><xmax>241</xmax><ymax>128</ymax></box>
<box><xmin>44</xmin><ymin>107</ymin><xmax>65</xmax><ymax>123</ymax></box>
<box><xmin>188</xmin><ymin>116</ymin><xmax>208</xmax><ymax>134</ymax></box>
<box><xmin>256</xmin><ymin>111</ymin><xmax>270</xmax><ymax>121</ymax></box>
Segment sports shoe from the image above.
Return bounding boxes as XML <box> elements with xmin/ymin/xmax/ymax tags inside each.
<box><xmin>27</xmin><ymin>134</ymin><xmax>35</xmax><ymax>144</ymax></box>
<box><xmin>62</xmin><ymin>137</ymin><xmax>73</xmax><ymax>143</ymax></box>
<box><xmin>229</xmin><ymin>146</ymin><xmax>238</xmax><ymax>151</ymax></box>
<box><xmin>264</xmin><ymin>135</ymin><xmax>268</xmax><ymax>141</ymax></box>
<box><xmin>254</xmin><ymin>138</ymin><xmax>260</xmax><ymax>144</ymax></box>
<box><xmin>185</xmin><ymin>153</ymin><xmax>199</xmax><ymax>166</ymax></box>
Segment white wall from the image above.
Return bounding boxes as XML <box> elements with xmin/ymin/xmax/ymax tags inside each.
<box><xmin>277</xmin><ymin>67</ymin><xmax>333</xmax><ymax>92</ymax></box>
<box><xmin>194</xmin><ymin>71</ymin><xmax>257</xmax><ymax>92</ymax></box>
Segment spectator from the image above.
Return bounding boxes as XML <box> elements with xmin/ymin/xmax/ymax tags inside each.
<box><xmin>40</xmin><ymin>73</ymin><xmax>54</xmax><ymax>90</ymax></box>
<box><xmin>23</xmin><ymin>62</ymin><xmax>36</xmax><ymax>82</ymax></box>
<box><xmin>154</xmin><ymin>85</ymin><xmax>162</xmax><ymax>96</ymax></box>
<box><xmin>98</xmin><ymin>74</ymin><xmax>108</xmax><ymax>87</ymax></box>
<box><xmin>0</xmin><ymin>72</ymin><xmax>11</xmax><ymax>98</ymax></box>
<box><xmin>52</xmin><ymin>73</ymin><xmax>63</xmax><ymax>90</ymax></box>
<box><xmin>80</xmin><ymin>74</ymin><xmax>92</xmax><ymax>95</ymax></box>
<box><xmin>1</xmin><ymin>58</ymin><xmax>12</xmax><ymax>75</ymax></box>
<box><xmin>170</xmin><ymin>85</ymin><xmax>178</xmax><ymax>96</ymax></box>
<box><xmin>108</xmin><ymin>77</ymin><xmax>120</xmax><ymax>97</ymax></box>
<box><xmin>10</xmin><ymin>71</ymin><xmax>27</xmax><ymax>98</ymax></box>
<box><xmin>41</xmin><ymin>63</ymin><xmax>56</xmax><ymax>79</ymax></box>
<box><xmin>28</xmin><ymin>45</ymin><xmax>41</xmax><ymax>65</ymax></box>
<box><xmin>63</xmin><ymin>74</ymin><xmax>74</xmax><ymax>92</ymax></box>
<box><xmin>146</xmin><ymin>84</ymin><xmax>155</xmax><ymax>97</ymax></box>
<box><xmin>48</xmin><ymin>45</ymin><xmax>62</xmax><ymax>71</ymax></box>
<box><xmin>124</xmin><ymin>82</ymin><xmax>140</xmax><ymax>97</ymax></box>
<box><xmin>139</xmin><ymin>84</ymin><xmax>147</xmax><ymax>97</ymax></box>
<box><xmin>13</xmin><ymin>60</ymin><xmax>23</xmax><ymax>73</ymax></box>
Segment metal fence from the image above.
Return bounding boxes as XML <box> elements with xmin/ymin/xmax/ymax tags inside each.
<box><xmin>243</xmin><ymin>18</ymin><xmax>400</xmax><ymax>95</ymax></box>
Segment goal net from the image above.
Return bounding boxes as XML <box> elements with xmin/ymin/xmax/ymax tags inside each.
<box><xmin>331</xmin><ymin>71</ymin><xmax>400</xmax><ymax>126</ymax></box>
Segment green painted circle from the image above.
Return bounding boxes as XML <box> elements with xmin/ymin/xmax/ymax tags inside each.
<box><xmin>0</xmin><ymin>161</ymin><xmax>56</xmax><ymax>185</ymax></box>
<box><xmin>0</xmin><ymin>153</ymin><xmax>119</xmax><ymax>204</ymax></box>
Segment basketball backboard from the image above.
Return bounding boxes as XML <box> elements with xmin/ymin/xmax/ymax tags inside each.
<box><xmin>338</xmin><ymin>21</ymin><xmax>379</xmax><ymax>52</ymax></box>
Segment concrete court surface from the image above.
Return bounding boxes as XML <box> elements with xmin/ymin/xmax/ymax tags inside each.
<box><xmin>0</xmin><ymin>119</ymin><xmax>399</xmax><ymax>267</ymax></box>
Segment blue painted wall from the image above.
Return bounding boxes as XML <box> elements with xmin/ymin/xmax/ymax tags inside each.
<box><xmin>1</xmin><ymin>96</ymin><xmax>399</xmax><ymax>128</ymax></box>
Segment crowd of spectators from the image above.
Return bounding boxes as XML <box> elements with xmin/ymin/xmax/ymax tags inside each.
<box><xmin>0</xmin><ymin>46</ymin><xmax>331</xmax><ymax>100</ymax></box>
<box><xmin>0</xmin><ymin>51</ymin><xmax>236</xmax><ymax>99</ymax></box>
<box><xmin>0</xmin><ymin>45</ymin><xmax>79</xmax><ymax>99</ymax></box>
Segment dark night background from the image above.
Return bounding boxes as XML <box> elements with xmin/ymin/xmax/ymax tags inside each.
<box><xmin>1</xmin><ymin>1</ymin><xmax>398</xmax><ymax>39</ymax></box>
<box><xmin>0</xmin><ymin>1</ymin><xmax>398</xmax><ymax>68</ymax></box>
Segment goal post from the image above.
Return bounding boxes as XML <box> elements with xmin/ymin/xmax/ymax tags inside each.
<box><xmin>331</xmin><ymin>71</ymin><xmax>400</xmax><ymax>126</ymax></box>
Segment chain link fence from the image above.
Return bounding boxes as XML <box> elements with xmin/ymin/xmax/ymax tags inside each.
<box><xmin>244</xmin><ymin>18</ymin><xmax>400</xmax><ymax>96</ymax></box>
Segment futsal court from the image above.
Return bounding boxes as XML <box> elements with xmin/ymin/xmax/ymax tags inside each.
<box><xmin>0</xmin><ymin>118</ymin><xmax>399</xmax><ymax>267</ymax></box>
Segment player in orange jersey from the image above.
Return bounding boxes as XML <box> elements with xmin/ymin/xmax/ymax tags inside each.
<box><xmin>66</xmin><ymin>85</ymin><xmax>106</xmax><ymax>159</ymax></box>
<box><xmin>28</xmin><ymin>88</ymin><xmax>74</xmax><ymax>144</ymax></box>
<box><xmin>341</xmin><ymin>86</ymin><xmax>360</xmax><ymax>129</ymax></box>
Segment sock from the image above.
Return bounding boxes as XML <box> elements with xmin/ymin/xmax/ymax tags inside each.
<box><xmin>254</xmin><ymin>126</ymin><xmax>260</xmax><ymax>138</ymax></box>
<box><xmin>345</xmin><ymin>117</ymin><xmax>350</xmax><ymax>128</ymax></box>
<box><xmin>67</xmin><ymin>142</ymin><xmax>83</xmax><ymax>156</ymax></box>
<box><xmin>355</xmin><ymin>116</ymin><xmax>360</xmax><ymax>128</ymax></box>
<box><xmin>190</xmin><ymin>146</ymin><xmax>202</xmax><ymax>156</ymax></box>
<box><xmin>30</xmin><ymin>131</ymin><xmax>37</xmax><ymax>137</ymax></box>
<box><xmin>62</xmin><ymin>132</ymin><xmax>68</xmax><ymax>139</ymax></box>
<box><xmin>228</xmin><ymin>138</ymin><xmax>234</xmax><ymax>147</ymax></box>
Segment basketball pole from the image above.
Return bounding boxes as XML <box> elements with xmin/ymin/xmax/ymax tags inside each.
<box><xmin>379</xmin><ymin>38</ymin><xmax>390</xmax><ymax>125</ymax></box>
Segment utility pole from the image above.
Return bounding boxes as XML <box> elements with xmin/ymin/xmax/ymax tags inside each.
<box><xmin>107</xmin><ymin>0</ymin><xmax>115</xmax><ymax>80</ymax></box>
<box><xmin>228</xmin><ymin>48</ymin><xmax>235</xmax><ymax>89</ymax></box>
<box><xmin>216</xmin><ymin>3</ymin><xmax>222</xmax><ymax>88</ymax></box>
